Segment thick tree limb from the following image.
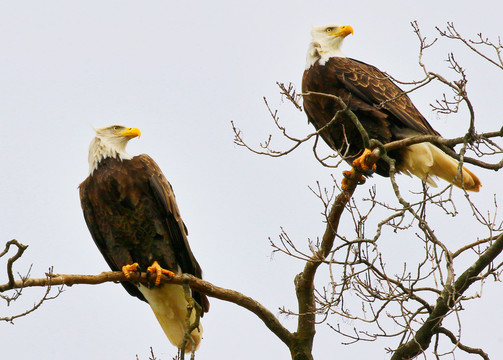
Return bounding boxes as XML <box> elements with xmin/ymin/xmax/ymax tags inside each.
<box><xmin>391</xmin><ymin>232</ymin><xmax>503</xmax><ymax>359</ymax></box>
<box><xmin>0</xmin><ymin>271</ymin><xmax>294</xmax><ymax>348</ymax></box>
<box><xmin>293</xmin><ymin>187</ymin><xmax>354</xmax><ymax>359</ymax></box>
<box><xmin>292</xmin><ymin>151</ymin><xmax>378</xmax><ymax>359</ymax></box>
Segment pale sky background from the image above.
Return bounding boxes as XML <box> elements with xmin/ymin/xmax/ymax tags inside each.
<box><xmin>1</xmin><ymin>1</ymin><xmax>502</xmax><ymax>359</ymax></box>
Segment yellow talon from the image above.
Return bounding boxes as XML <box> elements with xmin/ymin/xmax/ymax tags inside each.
<box><xmin>147</xmin><ymin>261</ymin><xmax>176</xmax><ymax>286</ymax></box>
<box><xmin>341</xmin><ymin>169</ymin><xmax>366</xmax><ymax>191</ymax></box>
<box><xmin>341</xmin><ymin>176</ymin><xmax>351</xmax><ymax>191</ymax></box>
<box><xmin>122</xmin><ymin>262</ymin><xmax>140</xmax><ymax>279</ymax></box>
<box><xmin>352</xmin><ymin>148</ymin><xmax>376</xmax><ymax>172</ymax></box>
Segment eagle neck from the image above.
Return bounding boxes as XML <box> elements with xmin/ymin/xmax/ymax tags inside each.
<box><xmin>305</xmin><ymin>41</ymin><xmax>346</xmax><ymax>69</ymax></box>
<box><xmin>88</xmin><ymin>136</ymin><xmax>132</xmax><ymax>175</ymax></box>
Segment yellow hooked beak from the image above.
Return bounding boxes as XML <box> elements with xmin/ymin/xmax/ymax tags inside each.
<box><xmin>333</xmin><ymin>25</ymin><xmax>354</xmax><ymax>38</ymax></box>
<box><xmin>116</xmin><ymin>127</ymin><xmax>141</xmax><ymax>139</ymax></box>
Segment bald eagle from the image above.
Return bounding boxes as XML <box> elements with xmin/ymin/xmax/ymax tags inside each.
<box><xmin>79</xmin><ymin>125</ymin><xmax>209</xmax><ymax>352</ymax></box>
<box><xmin>302</xmin><ymin>24</ymin><xmax>481</xmax><ymax>191</ymax></box>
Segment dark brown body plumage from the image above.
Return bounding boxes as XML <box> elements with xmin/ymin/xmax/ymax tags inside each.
<box><xmin>79</xmin><ymin>154</ymin><xmax>209</xmax><ymax>314</ymax></box>
<box><xmin>302</xmin><ymin>57</ymin><xmax>440</xmax><ymax>176</ymax></box>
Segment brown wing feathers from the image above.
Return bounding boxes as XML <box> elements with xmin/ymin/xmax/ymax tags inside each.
<box><xmin>302</xmin><ymin>56</ymin><xmax>481</xmax><ymax>191</ymax></box>
<box><xmin>79</xmin><ymin>155</ymin><xmax>209</xmax><ymax>313</ymax></box>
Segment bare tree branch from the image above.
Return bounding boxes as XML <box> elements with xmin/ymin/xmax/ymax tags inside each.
<box><xmin>391</xmin><ymin>233</ymin><xmax>503</xmax><ymax>359</ymax></box>
<box><xmin>436</xmin><ymin>22</ymin><xmax>503</xmax><ymax>70</ymax></box>
<box><xmin>0</xmin><ymin>269</ymin><xmax>295</xmax><ymax>348</ymax></box>
<box><xmin>0</xmin><ymin>239</ymin><xmax>28</xmax><ymax>288</ymax></box>
<box><xmin>436</xmin><ymin>327</ymin><xmax>489</xmax><ymax>360</ymax></box>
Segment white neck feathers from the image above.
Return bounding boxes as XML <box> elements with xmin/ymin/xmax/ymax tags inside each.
<box><xmin>88</xmin><ymin>136</ymin><xmax>132</xmax><ymax>174</ymax></box>
<box><xmin>305</xmin><ymin>41</ymin><xmax>346</xmax><ymax>69</ymax></box>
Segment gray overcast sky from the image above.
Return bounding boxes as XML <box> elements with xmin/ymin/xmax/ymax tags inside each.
<box><xmin>1</xmin><ymin>1</ymin><xmax>502</xmax><ymax>359</ymax></box>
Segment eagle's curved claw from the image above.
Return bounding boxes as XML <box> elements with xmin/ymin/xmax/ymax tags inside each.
<box><xmin>341</xmin><ymin>169</ymin><xmax>367</xmax><ymax>191</ymax></box>
<box><xmin>146</xmin><ymin>261</ymin><xmax>175</xmax><ymax>286</ymax></box>
<box><xmin>122</xmin><ymin>262</ymin><xmax>140</xmax><ymax>279</ymax></box>
<box><xmin>352</xmin><ymin>148</ymin><xmax>377</xmax><ymax>174</ymax></box>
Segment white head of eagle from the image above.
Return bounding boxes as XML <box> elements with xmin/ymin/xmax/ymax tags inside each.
<box><xmin>88</xmin><ymin>125</ymin><xmax>141</xmax><ymax>174</ymax></box>
<box><xmin>306</xmin><ymin>24</ymin><xmax>354</xmax><ymax>68</ymax></box>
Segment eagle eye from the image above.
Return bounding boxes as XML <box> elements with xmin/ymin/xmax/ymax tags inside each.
<box><xmin>326</xmin><ymin>27</ymin><xmax>334</xmax><ymax>33</ymax></box>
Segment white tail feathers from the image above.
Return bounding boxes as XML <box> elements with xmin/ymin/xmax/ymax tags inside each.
<box><xmin>139</xmin><ymin>284</ymin><xmax>202</xmax><ymax>353</ymax></box>
<box><xmin>400</xmin><ymin>142</ymin><xmax>481</xmax><ymax>192</ymax></box>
